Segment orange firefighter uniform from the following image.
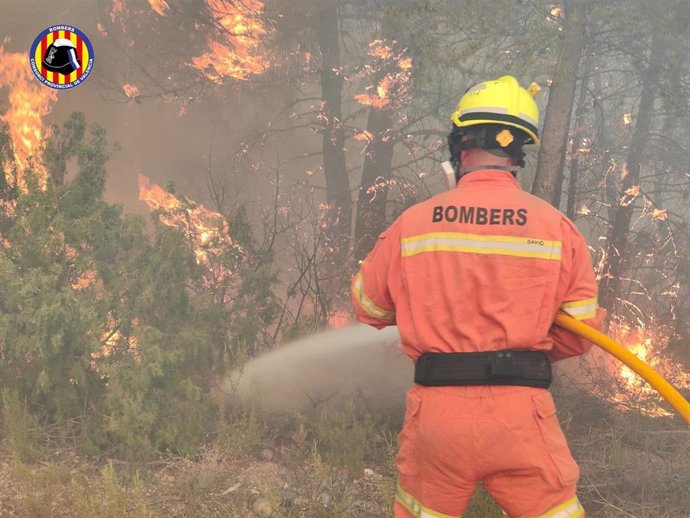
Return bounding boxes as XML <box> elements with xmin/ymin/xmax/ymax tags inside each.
<box><xmin>352</xmin><ymin>169</ymin><xmax>604</xmax><ymax>518</ymax></box>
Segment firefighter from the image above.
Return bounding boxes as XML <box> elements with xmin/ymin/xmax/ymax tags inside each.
<box><xmin>352</xmin><ymin>75</ymin><xmax>604</xmax><ymax>518</ymax></box>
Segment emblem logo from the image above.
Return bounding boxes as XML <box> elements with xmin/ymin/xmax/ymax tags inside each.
<box><xmin>30</xmin><ymin>25</ymin><xmax>94</xmax><ymax>89</ymax></box>
<box><xmin>495</xmin><ymin>128</ymin><xmax>515</xmax><ymax>148</ymax></box>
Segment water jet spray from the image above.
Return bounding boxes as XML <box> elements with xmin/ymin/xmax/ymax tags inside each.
<box><xmin>233</xmin><ymin>315</ymin><xmax>690</xmax><ymax>425</ymax></box>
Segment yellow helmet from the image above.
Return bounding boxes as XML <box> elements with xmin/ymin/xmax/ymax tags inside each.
<box><xmin>450</xmin><ymin>75</ymin><xmax>540</xmax><ymax>145</ymax></box>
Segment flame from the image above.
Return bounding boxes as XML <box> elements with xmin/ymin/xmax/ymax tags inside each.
<box><xmin>624</xmin><ymin>185</ymin><xmax>640</xmax><ymax>197</ymax></box>
<box><xmin>110</xmin><ymin>0</ymin><xmax>126</xmax><ymax>23</ymax></box>
<box><xmin>92</xmin><ymin>313</ymin><xmax>140</xmax><ymax>370</ymax></box>
<box><xmin>368</xmin><ymin>40</ymin><xmax>393</xmax><ymax>60</ymax></box>
<box><xmin>549</xmin><ymin>6</ymin><xmax>564</xmax><ymax>19</ymax></box>
<box><xmin>619</xmin><ymin>184</ymin><xmax>641</xmax><ymax>206</ymax></box>
<box><xmin>62</xmin><ymin>242</ymin><xmax>101</xmax><ymax>292</ymax></box>
<box><xmin>376</xmin><ymin>75</ymin><xmax>393</xmax><ymax>100</ymax></box>
<box><xmin>651</xmin><ymin>208</ymin><xmax>668</xmax><ymax>221</ymax></box>
<box><xmin>0</xmin><ymin>47</ymin><xmax>57</xmax><ymax>192</ymax></box>
<box><xmin>191</xmin><ymin>0</ymin><xmax>270</xmax><ymax>82</ymax></box>
<box><xmin>607</xmin><ymin>321</ymin><xmax>690</xmax><ymax>417</ymax></box>
<box><xmin>353</xmin><ymin>130</ymin><xmax>373</xmax><ymax>142</ymax></box>
<box><xmin>138</xmin><ymin>174</ymin><xmax>244</xmax><ymax>294</ymax></box>
<box><xmin>366</xmin><ymin>177</ymin><xmax>397</xmax><ymax>203</ymax></box>
<box><xmin>148</xmin><ymin>0</ymin><xmax>170</xmax><ymax>15</ymax></box>
<box><xmin>122</xmin><ymin>83</ymin><xmax>140</xmax><ymax>98</ymax></box>
<box><xmin>72</xmin><ymin>269</ymin><xmax>98</xmax><ymax>291</ymax></box>
<box><xmin>623</xmin><ymin>112</ymin><xmax>633</xmax><ymax>125</ymax></box>
<box><xmin>328</xmin><ymin>311</ymin><xmax>350</xmax><ymax>329</ymax></box>
<box><xmin>398</xmin><ymin>57</ymin><xmax>413</xmax><ymax>70</ymax></box>
<box><xmin>354</xmin><ymin>40</ymin><xmax>412</xmax><ymax>109</ymax></box>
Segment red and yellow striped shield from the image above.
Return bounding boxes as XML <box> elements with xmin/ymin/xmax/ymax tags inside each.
<box><xmin>30</xmin><ymin>25</ymin><xmax>94</xmax><ymax>89</ymax></box>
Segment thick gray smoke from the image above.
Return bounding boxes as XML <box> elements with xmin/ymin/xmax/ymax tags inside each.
<box><xmin>229</xmin><ymin>324</ymin><xmax>412</xmax><ymax>416</ymax></box>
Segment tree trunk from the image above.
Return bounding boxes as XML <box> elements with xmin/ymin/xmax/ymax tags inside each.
<box><xmin>353</xmin><ymin>107</ymin><xmax>396</xmax><ymax>264</ymax></box>
<box><xmin>671</xmin><ymin>257</ymin><xmax>690</xmax><ymax>368</ymax></box>
<box><xmin>531</xmin><ymin>0</ymin><xmax>587</xmax><ymax>207</ymax></box>
<box><xmin>599</xmin><ymin>34</ymin><xmax>664</xmax><ymax>313</ymax></box>
<box><xmin>566</xmin><ymin>58</ymin><xmax>593</xmax><ymax>220</ymax></box>
<box><xmin>353</xmin><ymin>12</ymin><xmax>400</xmax><ymax>265</ymax></box>
<box><xmin>318</xmin><ymin>2</ymin><xmax>351</xmax><ymax>262</ymax></box>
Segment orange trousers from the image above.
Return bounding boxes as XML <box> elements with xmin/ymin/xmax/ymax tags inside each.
<box><xmin>393</xmin><ymin>385</ymin><xmax>585</xmax><ymax>518</ymax></box>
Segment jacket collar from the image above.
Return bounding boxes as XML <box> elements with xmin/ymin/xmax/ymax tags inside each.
<box><xmin>457</xmin><ymin>168</ymin><xmax>522</xmax><ymax>189</ymax></box>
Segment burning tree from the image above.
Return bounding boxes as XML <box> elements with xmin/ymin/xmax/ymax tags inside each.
<box><xmin>100</xmin><ymin>0</ymin><xmax>273</xmax><ymax>105</ymax></box>
<box><xmin>191</xmin><ymin>0</ymin><xmax>271</xmax><ymax>83</ymax></box>
<box><xmin>0</xmin><ymin>46</ymin><xmax>57</xmax><ymax>193</ymax></box>
<box><xmin>353</xmin><ymin>38</ymin><xmax>414</xmax><ymax>263</ymax></box>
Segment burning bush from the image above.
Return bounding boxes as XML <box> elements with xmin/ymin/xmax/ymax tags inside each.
<box><xmin>0</xmin><ymin>114</ymin><xmax>278</xmax><ymax>459</ymax></box>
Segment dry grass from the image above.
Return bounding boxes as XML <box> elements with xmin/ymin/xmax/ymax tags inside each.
<box><xmin>556</xmin><ymin>388</ymin><xmax>690</xmax><ymax>518</ymax></box>
<box><xmin>0</xmin><ymin>390</ymin><xmax>688</xmax><ymax>517</ymax></box>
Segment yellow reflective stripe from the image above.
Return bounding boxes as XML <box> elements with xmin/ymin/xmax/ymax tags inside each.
<box><xmin>561</xmin><ymin>297</ymin><xmax>597</xmax><ymax>308</ymax></box>
<box><xmin>561</xmin><ymin>297</ymin><xmax>598</xmax><ymax>320</ymax></box>
<box><xmin>534</xmin><ymin>496</ymin><xmax>584</xmax><ymax>518</ymax></box>
<box><xmin>353</xmin><ymin>272</ymin><xmax>395</xmax><ymax>321</ymax></box>
<box><xmin>401</xmin><ymin>232</ymin><xmax>562</xmax><ymax>260</ymax></box>
<box><xmin>396</xmin><ymin>484</ymin><xmax>461</xmax><ymax>518</ymax></box>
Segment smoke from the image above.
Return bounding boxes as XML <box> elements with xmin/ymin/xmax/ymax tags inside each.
<box><xmin>0</xmin><ymin>1</ymin><xmax>285</xmax><ymax>214</ymax></box>
<box><xmin>228</xmin><ymin>324</ymin><xmax>412</xmax><ymax>416</ymax></box>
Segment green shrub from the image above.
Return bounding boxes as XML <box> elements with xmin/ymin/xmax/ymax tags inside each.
<box><xmin>0</xmin><ymin>116</ymin><xmax>245</xmax><ymax>460</ymax></box>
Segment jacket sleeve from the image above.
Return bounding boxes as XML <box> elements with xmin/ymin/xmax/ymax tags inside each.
<box><xmin>547</xmin><ymin>220</ymin><xmax>606</xmax><ymax>362</ymax></box>
<box><xmin>351</xmin><ymin>219</ymin><xmax>402</xmax><ymax>329</ymax></box>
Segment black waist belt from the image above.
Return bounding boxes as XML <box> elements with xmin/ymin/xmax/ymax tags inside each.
<box><xmin>414</xmin><ymin>350</ymin><xmax>552</xmax><ymax>388</ymax></box>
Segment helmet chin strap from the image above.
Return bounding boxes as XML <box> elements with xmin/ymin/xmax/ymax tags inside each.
<box><xmin>461</xmin><ymin>165</ymin><xmax>518</xmax><ymax>174</ymax></box>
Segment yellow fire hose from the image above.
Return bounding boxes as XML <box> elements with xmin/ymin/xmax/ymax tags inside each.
<box><xmin>554</xmin><ymin>313</ymin><xmax>690</xmax><ymax>426</ymax></box>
